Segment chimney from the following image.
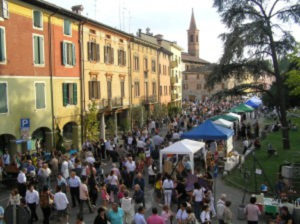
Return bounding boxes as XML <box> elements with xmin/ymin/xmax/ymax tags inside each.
<box><xmin>72</xmin><ymin>5</ymin><xmax>84</xmax><ymax>15</ymax></box>
<box><xmin>155</xmin><ymin>34</ymin><xmax>163</xmax><ymax>45</ymax></box>
<box><xmin>137</xmin><ymin>29</ymin><xmax>142</xmax><ymax>37</ymax></box>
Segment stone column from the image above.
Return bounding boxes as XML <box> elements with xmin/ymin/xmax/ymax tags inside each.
<box><xmin>100</xmin><ymin>113</ymin><xmax>106</xmax><ymax>140</ymax></box>
<box><xmin>114</xmin><ymin>112</ymin><xmax>118</xmax><ymax>137</ymax></box>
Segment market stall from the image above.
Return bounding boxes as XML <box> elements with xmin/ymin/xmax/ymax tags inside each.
<box><xmin>245</xmin><ymin>96</ymin><xmax>262</xmax><ymax>109</ymax></box>
<box><xmin>159</xmin><ymin>139</ymin><xmax>205</xmax><ymax>174</ymax></box>
<box><xmin>213</xmin><ymin>118</ymin><xmax>234</xmax><ymax>129</ymax></box>
<box><xmin>227</xmin><ymin>112</ymin><xmax>241</xmax><ymax>122</ymax></box>
<box><xmin>230</xmin><ymin>103</ymin><xmax>255</xmax><ymax>120</ymax></box>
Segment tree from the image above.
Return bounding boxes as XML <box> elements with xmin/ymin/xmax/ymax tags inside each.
<box><xmin>209</xmin><ymin>0</ymin><xmax>300</xmax><ymax>149</ymax></box>
<box><xmin>285</xmin><ymin>44</ymin><xmax>300</xmax><ymax>96</ymax></box>
<box><xmin>84</xmin><ymin>102</ymin><xmax>100</xmax><ymax>142</ymax></box>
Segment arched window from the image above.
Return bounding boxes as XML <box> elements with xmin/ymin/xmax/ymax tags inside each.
<box><xmin>190</xmin><ymin>35</ymin><xmax>193</xmax><ymax>42</ymax></box>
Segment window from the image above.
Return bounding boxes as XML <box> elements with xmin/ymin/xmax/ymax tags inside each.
<box><xmin>118</xmin><ymin>49</ymin><xmax>126</xmax><ymax>66</ymax></box>
<box><xmin>144</xmin><ymin>58</ymin><xmax>148</xmax><ymax>70</ymax></box>
<box><xmin>33</xmin><ymin>10</ymin><xmax>43</xmax><ymax>29</ymax></box>
<box><xmin>0</xmin><ymin>82</ymin><xmax>8</xmax><ymax>113</ymax></box>
<box><xmin>134</xmin><ymin>81</ymin><xmax>140</xmax><ymax>97</ymax></box>
<box><xmin>0</xmin><ymin>0</ymin><xmax>9</xmax><ymax>19</ymax></box>
<box><xmin>197</xmin><ymin>84</ymin><xmax>201</xmax><ymax>90</ymax></box>
<box><xmin>35</xmin><ymin>82</ymin><xmax>45</xmax><ymax>109</ymax></box>
<box><xmin>88</xmin><ymin>81</ymin><xmax>100</xmax><ymax>99</ymax></box>
<box><xmin>120</xmin><ymin>80</ymin><xmax>125</xmax><ymax>98</ymax></box>
<box><xmin>159</xmin><ymin>85</ymin><xmax>162</xmax><ymax>96</ymax></box>
<box><xmin>190</xmin><ymin>35</ymin><xmax>193</xmax><ymax>42</ymax></box>
<box><xmin>87</xmin><ymin>41</ymin><xmax>100</xmax><ymax>62</ymax></box>
<box><xmin>107</xmin><ymin>80</ymin><xmax>112</xmax><ymax>99</ymax></box>
<box><xmin>63</xmin><ymin>19</ymin><xmax>72</xmax><ymax>36</ymax></box>
<box><xmin>159</xmin><ymin>64</ymin><xmax>161</xmax><ymax>75</ymax></box>
<box><xmin>33</xmin><ymin>35</ymin><xmax>44</xmax><ymax>65</ymax></box>
<box><xmin>152</xmin><ymin>82</ymin><xmax>156</xmax><ymax>96</ymax></box>
<box><xmin>163</xmin><ymin>65</ymin><xmax>166</xmax><ymax>75</ymax></box>
<box><xmin>62</xmin><ymin>83</ymin><xmax>77</xmax><ymax>106</ymax></box>
<box><xmin>62</xmin><ymin>41</ymin><xmax>76</xmax><ymax>66</ymax></box>
<box><xmin>0</xmin><ymin>27</ymin><xmax>6</xmax><ymax>63</ymax></box>
<box><xmin>151</xmin><ymin>59</ymin><xmax>156</xmax><ymax>73</ymax></box>
<box><xmin>134</xmin><ymin>56</ymin><xmax>139</xmax><ymax>71</ymax></box>
<box><xmin>104</xmin><ymin>45</ymin><xmax>114</xmax><ymax>64</ymax></box>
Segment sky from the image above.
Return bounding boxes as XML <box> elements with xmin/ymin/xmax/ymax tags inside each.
<box><xmin>49</xmin><ymin>0</ymin><xmax>300</xmax><ymax>63</ymax></box>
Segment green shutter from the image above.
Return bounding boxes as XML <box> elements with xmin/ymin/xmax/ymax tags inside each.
<box><xmin>0</xmin><ymin>28</ymin><xmax>5</xmax><ymax>62</ymax></box>
<box><xmin>33</xmin><ymin>11</ymin><xmax>41</xmax><ymax>28</ymax></box>
<box><xmin>40</xmin><ymin>36</ymin><xmax>44</xmax><ymax>64</ymax></box>
<box><xmin>88</xmin><ymin>81</ymin><xmax>92</xmax><ymax>100</ymax></box>
<box><xmin>87</xmin><ymin>42</ymin><xmax>91</xmax><ymax>61</ymax></box>
<box><xmin>73</xmin><ymin>83</ymin><xmax>77</xmax><ymax>105</ymax></box>
<box><xmin>72</xmin><ymin>43</ymin><xmax>76</xmax><ymax>66</ymax></box>
<box><xmin>61</xmin><ymin>42</ymin><xmax>66</xmax><ymax>65</ymax></box>
<box><xmin>0</xmin><ymin>83</ymin><xmax>8</xmax><ymax>113</ymax></box>
<box><xmin>36</xmin><ymin>83</ymin><xmax>45</xmax><ymax>109</ymax></box>
<box><xmin>63</xmin><ymin>83</ymin><xmax>68</xmax><ymax>106</ymax></box>
<box><xmin>33</xmin><ymin>36</ymin><xmax>39</xmax><ymax>64</ymax></box>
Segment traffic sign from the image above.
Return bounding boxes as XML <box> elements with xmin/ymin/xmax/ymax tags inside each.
<box><xmin>20</xmin><ymin>118</ymin><xmax>30</xmax><ymax>129</ymax></box>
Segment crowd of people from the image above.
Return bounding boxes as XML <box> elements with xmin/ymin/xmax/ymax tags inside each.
<box><xmin>0</xmin><ymin>99</ymin><xmax>295</xmax><ymax>224</ymax></box>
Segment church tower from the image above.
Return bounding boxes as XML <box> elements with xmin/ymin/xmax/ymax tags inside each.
<box><xmin>187</xmin><ymin>9</ymin><xmax>199</xmax><ymax>58</ymax></box>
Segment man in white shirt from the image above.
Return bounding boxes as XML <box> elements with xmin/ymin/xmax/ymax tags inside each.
<box><xmin>17</xmin><ymin>168</ymin><xmax>27</xmax><ymax>198</ymax></box>
<box><xmin>121</xmin><ymin>191</ymin><xmax>134</xmax><ymax>224</ymax></box>
<box><xmin>2</xmin><ymin>150</ymin><xmax>10</xmax><ymax>166</ymax></box>
<box><xmin>25</xmin><ymin>184</ymin><xmax>39</xmax><ymax>222</ymax></box>
<box><xmin>125</xmin><ymin>157</ymin><xmax>136</xmax><ymax>187</ymax></box>
<box><xmin>61</xmin><ymin>158</ymin><xmax>69</xmax><ymax>179</ymax></box>
<box><xmin>176</xmin><ymin>202</ymin><xmax>188</xmax><ymax>224</ymax></box>
<box><xmin>54</xmin><ymin>185</ymin><xmax>69</xmax><ymax>224</ymax></box>
<box><xmin>68</xmin><ymin>171</ymin><xmax>81</xmax><ymax>207</ymax></box>
<box><xmin>134</xmin><ymin>206</ymin><xmax>147</xmax><ymax>224</ymax></box>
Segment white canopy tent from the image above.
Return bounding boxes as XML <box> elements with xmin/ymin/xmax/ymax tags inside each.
<box><xmin>159</xmin><ymin>139</ymin><xmax>205</xmax><ymax>174</ymax></box>
<box><xmin>227</xmin><ymin>112</ymin><xmax>241</xmax><ymax>122</ymax></box>
<box><xmin>213</xmin><ymin>119</ymin><xmax>234</xmax><ymax>129</ymax></box>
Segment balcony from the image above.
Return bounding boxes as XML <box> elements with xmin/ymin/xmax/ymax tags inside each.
<box><xmin>98</xmin><ymin>99</ymin><xmax>109</xmax><ymax>110</ymax></box>
<box><xmin>142</xmin><ymin>95</ymin><xmax>157</xmax><ymax>104</ymax></box>
<box><xmin>108</xmin><ymin>97</ymin><xmax>123</xmax><ymax>109</ymax></box>
<box><xmin>171</xmin><ymin>75</ymin><xmax>179</xmax><ymax>85</ymax></box>
<box><xmin>171</xmin><ymin>93</ymin><xmax>180</xmax><ymax>101</ymax></box>
<box><xmin>170</xmin><ymin>60</ymin><xmax>178</xmax><ymax>68</ymax></box>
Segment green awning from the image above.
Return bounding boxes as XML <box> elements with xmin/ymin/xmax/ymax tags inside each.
<box><xmin>230</xmin><ymin>103</ymin><xmax>255</xmax><ymax>113</ymax></box>
<box><xmin>210</xmin><ymin>114</ymin><xmax>238</xmax><ymax>122</ymax></box>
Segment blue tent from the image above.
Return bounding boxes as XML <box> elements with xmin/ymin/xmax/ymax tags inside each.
<box><xmin>245</xmin><ymin>96</ymin><xmax>262</xmax><ymax>108</ymax></box>
<box><xmin>181</xmin><ymin>120</ymin><xmax>234</xmax><ymax>140</ymax></box>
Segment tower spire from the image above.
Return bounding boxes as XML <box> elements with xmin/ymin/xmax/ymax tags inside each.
<box><xmin>189</xmin><ymin>8</ymin><xmax>197</xmax><ymax>30</ymax></box>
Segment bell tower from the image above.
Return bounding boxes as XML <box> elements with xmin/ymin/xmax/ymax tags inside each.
<box><xmin>187</xmin><ymin>9</ymin><xmax>199</xmax><ymax>58</ymax></box>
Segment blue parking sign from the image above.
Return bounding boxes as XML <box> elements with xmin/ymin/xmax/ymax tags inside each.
<box><xmin>20</xmin><ymin>118</ymin><xmax>30</xmax><ymax>129</ymax></box>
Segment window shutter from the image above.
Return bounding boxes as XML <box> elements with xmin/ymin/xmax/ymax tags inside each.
<box><xmin>88</xmin><ymin>81</ymin><xmax>92</xmax><ymax>100</ymax></box>
<box><xmin>118</xmin><ymin>50</ymin><xmax>121</xmax><ymax>65</ymax></box>
<box><xmin>0</xmin><ymin>28</ymin><xmax>5</xmax><ymax>62</ymax></box>
<box><xmin>97</xmin><ymin>81</ymin><xmax>100</xmax><ymax>99</ymax></box>
<box><xmin>124</xmin><ymin>51</ymin><xmax>126</xmax><ymax>66</ymax></box>
<box><xmin>61</xmin><ymin>42</ymin><xmax>66</xmax><ymax>65</ymax></box>
<box><xmin>111</xmin><ymin>47</ymin><xmax>114</xmax><ymax>64</ymax></box>
<box><xmin>40</xmin><ymin>36</ymin><xmax>44</xmax><ymax>64</ymax></box>
<box><xmin>0</xmin><ymin>83</ymin><xmax>8</xmax><ymax>113</ymax></box>
<box><xmin>0</xmin><ymin>1</ymin><xmax>3</xmax><ymax>18</ymax></box>
<box><xmin>104</xmin><ymin>46</ymin><xmax>107</xmax><ymax>63</ymax></box>
<box><xmin>72</xmin><ymin>43</ymin><xmax>76</xmax><ymax>66</ymax></box>
<box><xmin>87</xmin><ymin>42</ymin><xmax>91</xmax><ymax>61</ymax></box>
<box><xmin>96</xmin><ymin>44</ymin><xmax>100</xmax><ymax>62</ymax></box>
<box><xmin>3</xmin><ymin>0</ymin><xmax>9</xmax><ymax>19</ymax></box>
<box><xmin>62</xmin><ymin>83</ymin><xmax>68</xmax><ymax>106</ymax></box>
<box><xmin>34</xmin><ymin>36</ymin><xmax>39</xmax><ymax>64</ymax></box>
<box><xmin>73</xmin><ymin>83</ymin><xmax>77</xmax><ymax>105</ymax></box>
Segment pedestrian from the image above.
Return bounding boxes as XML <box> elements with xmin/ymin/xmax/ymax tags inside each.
<box><xmin>162</xmin><ymin>174</ymin><xmax>174</xmax><ymax>206</ymax></box>
<box><xmin>25</xmin><ymin>184</ymin><xmax>39</xmax><ymax>222</ymax></box>
<box><xmin>245</xmin><ymin>196</ymin><xmax>261</xmax><ymax>224</ymax></box>
<box><xmin>76</xmin><ymin>213</ymin><xmax>85</xmax><ymax>224</ymax></box>
<box><xmin>107</xmin><ymin>170</ymin><xmax>119</xmax><ymax>203</ymax></box>
<box><xmin>133</xmin><ymin>184</ymin><xmax>145</xmax><ymax>211</ymax></box>
<box><xmin>54</xmin><ymin>185</ymin><xmax>69</xmax><ymax>224</ymax></box>
<box><xmin>107</xmin><ymin>203</ymin><xmax>124</xmax><ymax>224</ymax></box>
<box><xmin>125</xmin><ymin>157</ymin><xmax>136</xmax><ymax>188</ymax></box>
<box><xmin>186</xmin><ymin>206</ymin><xmax>197</xmax><ymax>224</ymax></box>
<box><xmin>161</xmin><ymin>205</ymin><xmax>173</xmax><ymax>224</ymax></box>
<box><xmin>17</xmin><ymin>168</ymin><xmax>27</xmax><ymax>198</ymax></box>
<box><xmin>147</xmin><ymin>207</ymin><xmax>164</xmax><ymax>224</ymax></box>
<box><xmin>200</xmin><ymin>204</ymin><xmax>211</xmax><ymax>224</ymax></box>
<box><xmin>133</xmin><ymin>172</ymin><xmax>145</xmax><ymax>191</ymax></box>
<box><xmin>100</xmin><ymin>183</ymin><xmax>110</xmax><ymax>208</ymax></box>
<box><xmin>0</xmin><ymin>205</ymin><xmax>4</xmax><ymax>224</ymax></box>
<box><xmin>8</xmin><ymin>188</ymin><xmax>21</xmax><ymax>206</ymax></box>
<box><xmin>216</xmin><ymin>194</ymin><xmax>226</xmax><ymax>224</ymax></box>
<box><xmin>69</xmin><ymin>171</ymin><xmax>81</xmax><ymax>207</ymax></box>
<box><xmin>154</xmin><ymin>174</ymin><xmax>163</xmax><ymax>204</ymax></box>
<box><xmin>93</xmin><ymin>207</ymin><xmax>108</xmax><ymax>224</ymax></box>
<box><xmin>39</xmin><ymin>185</ymin><xmax>54</xmax><ymax>224</ymax></box>
<box><xmin>20</xmin><ymin>198</ymin><xmax>31</xmax><ymax>224</ymax></box>
<box><xmin>192</xmin><ymin>182</ymin><xmax>205</xmax><ymax>220</ymax></box>
<box><xmin>88</xmin><ymin>171</ymin><xmax>98</xmax><ymax>206</ymax></box>
<box><xmin>79</xmin><ymin>176</ymin><xmax>94</xmax><ymax>214</ymax></box>
<box><xmin>57</xmin><ymin>174</ymin><xmax>68</xmax><ymax>193</ymax></box>
<box><xmin>176</xmin><ymin>202</ymin><xmax>188</xmax><ymax>224</ymax></box>
<box><xmin>134</xmin><ymin>206</ymin><xmax>147</xmax><ymax>224</ymax></box>
<box><xmin>120</xmin><ymin>190</ymin><xmax>134</xmax><ymax>224</ymax></box>
<box><xmin>223</xmin><ymin>201</ymin><xmax>233</xmax><ymax>224</ymax></box>
<box><xmin>61</xmin><ymin>156</ymin><xmax>70</xmax><ymax>179</ymax></box>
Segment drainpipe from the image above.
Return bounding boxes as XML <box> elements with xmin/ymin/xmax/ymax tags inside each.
<box><xmin>48</xmin><ymin>11</ymin><xmax>58</xmax><ymax>150</ymax></box>
<box><xmin>79</xmin><ymin>21</ymin><xmax>87</xmax><ymax>146</ymax></box>
<box><xmin>128</xmin><ymin>41</ymin><xmax>133</xmax><ymax>130</ymax></box>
